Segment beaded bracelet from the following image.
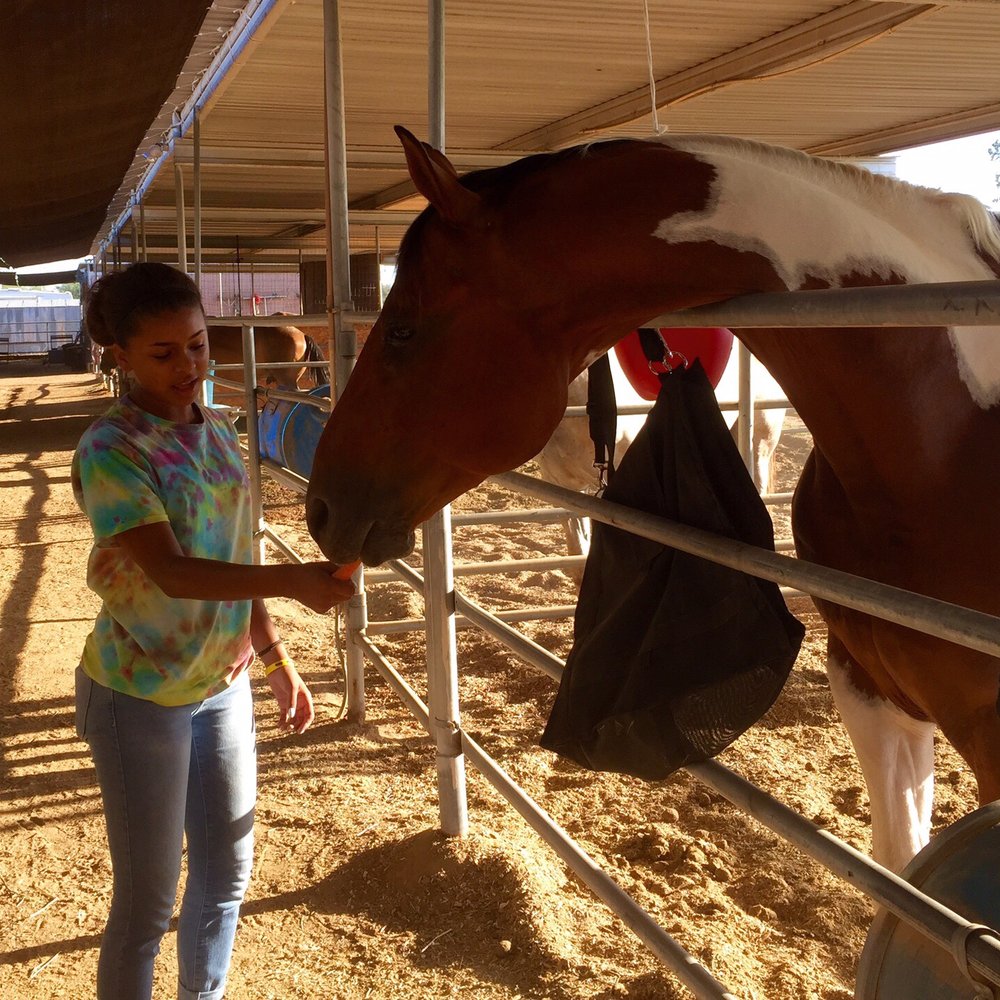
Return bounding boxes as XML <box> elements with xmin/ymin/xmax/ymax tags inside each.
<box><xmin>264</xmin><ymin>657</ymin><xmax>294</xmax><ymax>678</ymax></box>
<box><xmin>256</xmin><ymin>638</ymin><xmax>283</xmax><ymax>658</ymax></box>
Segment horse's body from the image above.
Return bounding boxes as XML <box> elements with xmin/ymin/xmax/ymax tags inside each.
<box><xmin>207</xmin><ymin>323</ymin><xmax>325</xmax><ymax>406</ymax></box>
<box><xmin>535</xmin><ymin>347</ymin><xmax>785</xmax><ymax>560</ymax></box>
<box><xmin>306</xmin><ymin>128</ymin><xmax>1000</xmax><ymax>870</ymax></box>
<box><xmin>101</xmin><ymin>320</ymin><xmax>324</xmax><ymax>404</ymax></box>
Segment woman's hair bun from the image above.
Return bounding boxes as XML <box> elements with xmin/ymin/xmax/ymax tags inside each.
<box><xmin>85</xmin><ymin>263</ymin><xmax>203</xmax><ymax>347</ymax></box>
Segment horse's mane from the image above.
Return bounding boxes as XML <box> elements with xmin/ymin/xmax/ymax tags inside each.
<box><xmin>396</xmin><ymin>141</ymin><xmax>637</xmax><ymax>266</ymax></box>
<box><xmin>659</xmin><ymin>133</ymin><xmax>1000</xmax><ymax>263</ymax></box>
<box><xmin>398</xmin><ymin>134</ymin><xmax>1000</xmax><ymax>265</ymax></box>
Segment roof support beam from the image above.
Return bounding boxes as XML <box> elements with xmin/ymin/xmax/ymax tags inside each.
<box><xmin>139</xmin><ymin>207</ymin><xmax>417</xmax><ymax>226</ymax></box>
<box><xmin>501</xmin><ymin>1</ymin><xmax>938</xmax><ymax>150</ymax></box>
<box><xmin>172</xmin><ymin>144</ymin><xmax>534</xmax><ymax>171</ymax></box>
<box><xmin>806</xmin><ymin>100</ymin><xmax>1000</xmax><ymax>157</ymax></box>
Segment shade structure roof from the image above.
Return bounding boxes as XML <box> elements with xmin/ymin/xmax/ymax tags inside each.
<box><xmin>4</xmin><ymin>0</ymin><xmax>1000</xmax><ymax>271</ymax></box>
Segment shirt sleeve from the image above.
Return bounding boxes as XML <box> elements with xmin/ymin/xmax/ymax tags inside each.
<box><xmin>74</xmin><ymin>429</ymin><xmax>170</xmax><ymax>540</ymax></box>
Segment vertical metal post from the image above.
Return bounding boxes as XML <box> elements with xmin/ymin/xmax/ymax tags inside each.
<box><xmin>130</xmin><ymin>207</ymin><xmax>139</xmax><ymax>264</ymax></box>
<box><xmin>174</xmin><ymin>160</ymin><xmax>188</xmax><ymax>273</ymax></box>
<box><xmin>241</xmin><ymin>324</ymin><xmax>267</xmax><ymax>565</ymax></box>
<box><xmin>297</xmin><ymin>248</ymin><xmax>304</xmax><ymax>314</ymax></box>
<box><xmin>423</xmin><ymin>0</ymin><xmax>468</xmax><ymax>838</ymax></box>
<box><xmin>736</xmin><ymin>341</ymin><xmax>755</xmax><ymax>485</ymax></box>
<box><xmin>375</xmin><ymin>226</ymin><xmax>384</xmax><ymax>307</ymax></box>
<box><xmin>323</xmin><ymin>0</ymin><xmax>367</xmax><ymax>723</ymax></box>
<box><xmin>193</xmin><ymin>109</ymin><xmax>203</xmax><ymax>292</ymax></box>
<box><xmin>139</xmin><ymin>200</ymin><xmax>148</xmax><ymax>262</ymax></box>
<box><xmin>428</xmin><ymin>0</ymin><xmax>445</xmax><ymax>150</ymax></box>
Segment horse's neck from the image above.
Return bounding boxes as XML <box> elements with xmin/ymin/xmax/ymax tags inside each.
<box><xmin>740</xmin><ymin>325</ymin><xmax>1000</xmax><ymax>505</ymax></box>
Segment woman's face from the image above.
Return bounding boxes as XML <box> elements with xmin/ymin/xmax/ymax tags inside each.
<box><xmin>113</xmin><ymin>307</ymin><xmax>210</xmax><ymax>422</ymax></box>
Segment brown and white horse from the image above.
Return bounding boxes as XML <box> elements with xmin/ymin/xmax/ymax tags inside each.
<box><xmin>305</xmin><ymin>128</ymin><xmax>1000</xmax><ymax>871</ymax></box>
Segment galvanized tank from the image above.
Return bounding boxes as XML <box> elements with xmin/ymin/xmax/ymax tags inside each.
<box><xmin>257</xmin><ymin>384</ymin><xmax>331</xmax><ymax>478</ymax></box>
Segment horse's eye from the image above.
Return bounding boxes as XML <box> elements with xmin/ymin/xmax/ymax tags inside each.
<box><xmin>385</xmin><ymin>325</ymin><xmax>415</xmax><ymax>346</ymax></box>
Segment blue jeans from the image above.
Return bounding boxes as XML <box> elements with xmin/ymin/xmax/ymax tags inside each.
<box><xmin>76</xmin><ymin>667</ymin><xmax>256</xmax><ymax>1000</ymax></box>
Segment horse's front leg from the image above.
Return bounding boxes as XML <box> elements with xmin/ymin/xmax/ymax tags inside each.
<box><xmin>825</xmin><ymin>635</ymin><xmax>935</xmax><ymax>872</ymax></box>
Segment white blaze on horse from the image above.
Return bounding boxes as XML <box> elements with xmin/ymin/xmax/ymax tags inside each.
<box><xmin>535</xmin><ymin>343</ymin><xmax>785</xmax><ymax>561</ymax></box>
<box><xmin>306</xmin><ymin>128</ymin><xmax>1000</xmax><ymax>872</ymax></box>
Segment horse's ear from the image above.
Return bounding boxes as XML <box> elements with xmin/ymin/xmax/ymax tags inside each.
<box><xmin>395</xmin><ymin>125</ymin><xmax>480</xmax><ymax>227</ymax></box>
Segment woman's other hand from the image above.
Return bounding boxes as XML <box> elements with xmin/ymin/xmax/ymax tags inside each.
<box><xmin>266</xmin><ymin>660</ymin><xmax>315</xmax><ymax>734</ymax></box>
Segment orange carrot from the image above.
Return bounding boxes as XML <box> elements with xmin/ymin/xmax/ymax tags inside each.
<box><xmin>333</xmin><ymin>560</ymin><xmax>361</xmax><ymax>580</ymax></box>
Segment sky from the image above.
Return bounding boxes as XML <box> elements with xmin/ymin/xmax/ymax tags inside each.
<box><xmin>10</xmin><ymin>129</ymin><xmax>1000</xmax><ymax>281</ymax></box>
<box><xmin>891</xmin><ymin>129</ymin><xmax>1000</xmax><ymax>206</ymax></box>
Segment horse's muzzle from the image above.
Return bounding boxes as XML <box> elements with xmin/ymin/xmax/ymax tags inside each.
<box><xmin>305</xmin><ymin>492</ymin><xmax>416</xmax><ymax>566</ymax></box>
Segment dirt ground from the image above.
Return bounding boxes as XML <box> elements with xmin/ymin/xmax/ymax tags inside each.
<box><xmin>0</xmin><ymin>364</ymin><xmax>979</xmax><ymax>999</ymax></box>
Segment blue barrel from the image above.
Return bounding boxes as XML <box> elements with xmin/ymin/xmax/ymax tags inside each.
<box><xmin>257</xmin><ymin>385</ymin><xmax>331</xmax><ymax>478</ymax></box>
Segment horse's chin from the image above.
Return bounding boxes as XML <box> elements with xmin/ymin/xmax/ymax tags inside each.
<box><xmin>358</xmin><ymin>524</ymin><xmax>417</xmax><ymax>567</ymax></box>
<box><xmin>307</xmin><ymin>503</ymin><xmax>416</xmax><ymax>566</ymax></box>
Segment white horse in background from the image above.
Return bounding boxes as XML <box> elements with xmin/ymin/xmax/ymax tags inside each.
<box><xmin>535</xmin><ymin>347</ymin><xmax>787</xmax><ymax>561</ymax></box>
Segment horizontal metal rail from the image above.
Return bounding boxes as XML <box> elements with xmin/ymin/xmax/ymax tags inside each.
<box><xmin>207</xmin><ymin>374</ymin><xmax>248</xmax><ymax>393</ymax></box>
<box><xmin>387</xmin><ymin>559</ymin><xmax>565</xmax><ymax>681</ymax></box>
<box><xmin>363</xmin><ymin>553</ymin><xmax>585</xmax><ymax>585</ymax></box>
<box><xmin>562</xmin><ymin>397</ymin><xmax>789</xmax><ymax>418</ymax></box>
<box><xmin>491</xmin><ymin>471</ymin><xmax>1000</xmax><ymax>659</ymax></box>
<box><xmin>209</xmin><ymin>374</ymin><xmax>331</xmax><ymax>411</ymax></box>
<box><xmin>258</xmin><ymin>457</ymin><xmax>308</xmax><ymax>494</ymax></box>
<box><xmin>451</xmin><ymin>507</ymin><xmax>572</xmax><ymax>526</ymax></box>
<box><xmin>355</xmin><ymin>632</ymin><xmax>737</xmax><ymax>1000</ymax></box>
<box><xmin>646</xmin><ymin>279</ymin><xmax>1000</xmax><ymax>329</ymax></box>
<box><xmin>365</xmin><ymin>604</ymin><xmax>577</xmax><ymax>635</ymax></box>
<box><xmin>258</xmin><ymin>385</ymin><xmax>331</xmax><ymax>410</ymax></box>
<box><xmin>347</xmin><ymin>280</ymin><xmax>1000</xmax><ymax>331</ymax></box>
<box><xmin>211</xmin><ymin>360</ymin><xmax>328</xmax><ymax>372</ymax></box>
<box><xmin>688</xmin><ymin>759</ymin><xmax>1000</xmax><ymax>988</ymax></box>
<box><xmin>206</xmin><ymin>313</ymin><xmax>329</xmax><ymax>327</ymax></box>
<box><xmin>259</xmin><ymin>523</ymin><xmax>305</xmax><ymax>564</ymax></box>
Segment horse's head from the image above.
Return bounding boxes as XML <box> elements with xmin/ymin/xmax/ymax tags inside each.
<box><xmin>305</xmin><ymin>129</ymin><xmax>744</xmax><ymax>564</ymax></box>
<box><xmin>306</xmin><ymin>128</ymin><xmax>583</xmax><ymax>564</ymax></box>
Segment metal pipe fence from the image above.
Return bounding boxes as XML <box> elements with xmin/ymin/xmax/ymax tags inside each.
<box><xmin>221</xmin><ymin>280</ymin><xmax>1000</xmax><ymax>997</ymax></box>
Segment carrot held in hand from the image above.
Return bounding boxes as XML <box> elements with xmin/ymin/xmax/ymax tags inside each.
<box><xmin>333</xmin><ymin>560</ymin><xmax>362</xmax><ymax>580</ymax></box>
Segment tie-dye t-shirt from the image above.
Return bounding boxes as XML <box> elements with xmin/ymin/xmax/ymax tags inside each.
<box><xmin>72</xmin><ymin>397</ymin><xmax>254</xmax><ymax>706</ymax></box>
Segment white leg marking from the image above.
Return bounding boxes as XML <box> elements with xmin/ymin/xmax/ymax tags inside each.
<box><xmin>826</xmin><ymin>656</ymin><xmax>935</xmax><ymax>872</ymax></box>
<box><xmin>564</xmin><ymin>516</ymin><xmax>590</xmax><ymax>558</ymax></box>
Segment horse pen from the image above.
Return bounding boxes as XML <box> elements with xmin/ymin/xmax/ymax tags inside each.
<box><xmin>7</xmin><ymin>2</ymin><xmax>1000</xmax><ymax>997</ymax></box>
<box><xmin>5</xmin><ymin>272</ymin><xmax>997</xmax><ymax>998</ymax></box>
<box><xmin>0</xmin><ymin>349</ymin><xmax>947</xmax><ymax>1000</ymax></box>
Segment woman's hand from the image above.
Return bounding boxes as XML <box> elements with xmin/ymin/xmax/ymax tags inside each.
<box><xmin>288</xmin><ymin>562</ymin><xmax>356</xmax><ymax>613</ymax></box>
<box><xmin>267</xmin><ymin>660</ymin><xmax>315</xmax><ymax>734</ymax></box>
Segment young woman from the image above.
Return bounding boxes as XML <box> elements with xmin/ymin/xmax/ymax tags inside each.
<box><xmin>73</xmin><ymin>262</ymin><xmax>352</xmax><ymax>1000</ymax></box>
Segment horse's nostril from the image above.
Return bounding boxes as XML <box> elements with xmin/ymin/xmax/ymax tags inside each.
<box><xmin>305</xmin><ymin>495</ymin><xmax>329</xmax><ymax>541</ymax></box>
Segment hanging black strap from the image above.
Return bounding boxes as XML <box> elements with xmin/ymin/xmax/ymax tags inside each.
<box><xmin>638</xmin><ymin>326</ymin><xmax>666</xmax><ymax>364</ymax></box>
<box><xmin>586</xmin><ymin>352</ymin><xmax>618</xmax><ymax>483</ymax></box>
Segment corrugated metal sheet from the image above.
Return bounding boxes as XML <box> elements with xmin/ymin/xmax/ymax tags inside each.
<box><xmin>114</xmin><ymin>0</ymin><xmax>1000</xmax><ymax>269</ymax></box>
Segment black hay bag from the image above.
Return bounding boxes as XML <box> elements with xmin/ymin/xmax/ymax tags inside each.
<box><xmin>540</xmin><ymin>360</ymin><xmax>804</xmax><ymax>781</ymax></box>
